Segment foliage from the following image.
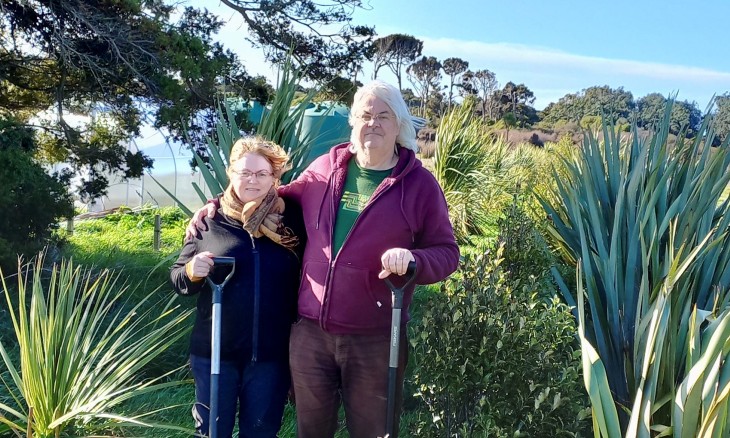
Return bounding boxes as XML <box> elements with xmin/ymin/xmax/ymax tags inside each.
<box><xmin>0</xmin><ymin>118</ymin><xmax>73</xmax><ymax>273</ymax></box>
<box><xmin>0</xmin><ymin>252</ymin><xmax>194</xmax><ymax>437</ymax></box>
<box><xmin>315</xmin><ymin>76</ymin><xmax>360</xmax><ymax>105</ymax></box>
<box><xmin>636</xmin><ymin>93</ymin><xmax>702</xmax><ymax>137</ymax></box>
<box><xmin>433</xmin><ymin>102</ymin><xmax>494</xmax><ymax>241</ymax></box>
<box><xmin>713</xmin><ymin>93</ymin><xmax>730</xmax><ymax>144</ymax></box>
<box><xmin>497</xmin><ymin>199</ymin><xmax>557</xmax><ymax>292</ymax></box>
<box><xmin>442</xmin><ymin>57</ymin><xmax>469</xmax><ymax>109</ymax></box>
<box><xmin>370</xmin><ymin>34</ymin><xmax>423</xmax><ymax>90</ymax></box>
<box><xmin>579</xmin><ymin>115</ymin><xmax>603</xmax><ymax>131</ymax></box>
<box><xmin>407</xmin><ymin>56</ymin><xmax>443</xmax><ymax>117</ymax></box>
<box><xmin>408</xmin><ymin>246</ymin><xmax>590</xmax><ymax>437</ymax></box>
<box><xmin>46</xmin><ymin>206</ymin><xmax>199</xmax><ymax>438</ymax></box>
<box><xmin>424</xmin><ymin>89</ymin><xmax>446</xmax><ymax>124</ymax></box>
<box><xmin>543</xmin><ymin>88</ymin><xmax>702</xmax><ymax>139</ymax></box>
<box><xmin>0</xmin><ymin>0</ymin><xmax>259</xmax><ymax>200</ymax></box>
<box><xmin>541</xmin><ymin>100</ymin><xmax>730</xmax><ymax>435</ymax></box>
<box><xmin>461</xmin><ymin>69</ymin><xmax>500</xmax><ymax>121</ymax></box>
<box><xmin>541</xmin><ymin>85</ymin><xmax>635</xmax><ymax>128</ymax></box>
<box><xmin>219</xmin><ymin>0</ymin><xmax>374</xmax><ymax>82</ymax></box>
<box><xmin>494</xmin><ymin>82</ymin><xmax>538</xmax><ymax>127</ymax></box>
<box><xmin>434</xmin><ymin>102</ymin><xmax>573</xmax><ymax>243</ymax></box>
<box><xmin>502</xmin><ymin>112</ymin><xmax>517</xmax><ymax>139</ymax></box>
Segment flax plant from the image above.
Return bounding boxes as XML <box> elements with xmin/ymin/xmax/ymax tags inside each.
<box><xmin>433</xmin><ymin>102</ymin><xmax>498</xmax><ymax>242</ymax></box>
<box><xmin>0</xmin><ymin>252</ymin><xmax>193</xmax><ymax>437</ymax></box>
<box><xmin>434</xmin><ymin>102</ymin><xmax>551</xmax><ymax>242</ymax></box>
<box><xmin>542</xmin><ymin>101</ymin><xmax>730</xmax><ymax>436</ymax></box>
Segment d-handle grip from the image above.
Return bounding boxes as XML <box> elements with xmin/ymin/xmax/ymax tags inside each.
<box><xmin>383</xmin><ymin>261</ymin><xmax>418</xmax><ymax>292</ymax></box>
<box><xmin>211</xmin><ymin>256</ymin><xmax>235</xmax><ymax>266</ymax></box>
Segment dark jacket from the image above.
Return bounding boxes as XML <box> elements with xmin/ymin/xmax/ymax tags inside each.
<box><xmin>170</xmin><ymin>199</ymin><xmax>304</xmax><ymax>363</ymax></box>
<box><xmin>279</xmin><ymin>143</ymin><xmax>459</xmax><ymax>335</ymax></box>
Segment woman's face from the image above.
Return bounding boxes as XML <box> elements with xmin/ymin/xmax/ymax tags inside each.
<box><xmin>229</xmin><ymin>153</ymin><xmax>274</xmax><ymax>203</ymax></box>
<box><xmin>352</xmin><ymin>94</ymin><xmax>398</xmax><ymax>154</ymax></box>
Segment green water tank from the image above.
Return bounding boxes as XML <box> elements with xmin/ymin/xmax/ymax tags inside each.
<box><xmin>247</xmin><ymin>100</ymin><xmax>266</xmax><ymax>126</ymax></box>
<box><xmin>225</xmin><ymin>97</ymin><xmax>267</xmax><ymax>127</ymax></box>
<box><xmin>296</xmin><ymin>101</ymin><xmax>351</xmax><ymax>168</ymax></box>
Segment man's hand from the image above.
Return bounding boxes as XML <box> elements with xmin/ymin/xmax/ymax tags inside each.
<box><xmin>378</xmin><ymin>248</ymin><xmax>415</xmax><ymax>279</ymax></box>
<box><xmin>184</xmin><ymin>203</ymin><xmax>217</xmax><ymax>241</ymax></box>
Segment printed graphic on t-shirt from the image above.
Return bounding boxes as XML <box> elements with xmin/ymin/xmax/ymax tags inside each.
<box><xmin>341</xmin><ymin>191</ymin><xmax>369</xmax><ymax>212</ymax></box>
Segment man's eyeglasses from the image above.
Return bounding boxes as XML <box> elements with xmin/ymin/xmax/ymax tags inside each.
<box><xmin>232</xmin><ymin>169</ymin><xmax>273</xmax><ymax>179</ymax></box>
<box><xmin>357</xmin><ymin>113</ymin><xmax>394</xmax><ymax>124</ymax></box>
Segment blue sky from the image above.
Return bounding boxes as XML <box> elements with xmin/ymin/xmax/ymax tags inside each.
<box><xmin>197</xmin><ymin>0</ymin><xmax>730</xmax><ymax>110</ymax></box>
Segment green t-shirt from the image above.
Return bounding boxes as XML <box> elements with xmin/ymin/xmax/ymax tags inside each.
<box><xmin>332</xmin><ymin>159</ymin><xmax>392</xmax><ymax>256</ymax></box>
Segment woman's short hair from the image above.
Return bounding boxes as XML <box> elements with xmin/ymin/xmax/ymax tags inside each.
<box><xmin>228</xmin><ymin>136</ymin><xmax>290</xmax><ymax>179</ymax></box>
<box><xmin>349</xmin><ymin>80</ymin><xmax>418</xmax><ymax>152</ymax></box>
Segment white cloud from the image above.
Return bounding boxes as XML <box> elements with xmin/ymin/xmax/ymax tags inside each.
<box><xmin>423</xmin><ymin>38</ymin><xmax>730</xmax><ymax>83</ymax></box>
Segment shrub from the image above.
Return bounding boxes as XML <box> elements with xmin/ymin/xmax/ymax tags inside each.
<box><xmin>497</xmin><ymin>199</ymin><xmax>556</xmax><ymax>293</ymax></box>
<box><xmin>408</xmin><ymin>247</ymin><xmax>590</xmax><ymax>437</ymax></box>
<box><xmin>0</xmin><ymin>119</ymin><xmax>73</xmax><ymax>272</ymax></box>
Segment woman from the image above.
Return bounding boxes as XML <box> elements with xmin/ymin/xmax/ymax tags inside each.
<box><xmin>188</xmin><ymin>81</ymin><xmax>459</xmax><ymax>438</ymax></box>
<box><xmin>171</xmin><ymin>137</ymin><xmax>304</xmax><ymax>438</ymax></box>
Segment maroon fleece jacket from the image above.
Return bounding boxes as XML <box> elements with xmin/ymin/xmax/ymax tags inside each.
<box><xmin>280</xmin><ymin>142</ymin><xmax>459</xmax><ymax>335</ymax></box>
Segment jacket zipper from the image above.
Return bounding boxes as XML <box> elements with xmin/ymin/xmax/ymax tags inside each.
<box><xmin>320</xmin><ymin>176</ymin><xmax>398</xmax><ymax>326</ymax></box>
<box><xmin>251</xmin><ymin>236</ymin><xmax>260</xmax><ymax>364</ymax></box>
<box><xmin>320</xmin><ymin>175</ymin><xmax>338</xmax><ymax>329</ymax></box>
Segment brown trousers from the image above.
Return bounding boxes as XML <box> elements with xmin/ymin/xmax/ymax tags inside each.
<box><xmin>289</xmin><ymin>318</ymin><xmax>408</xmax><ymax>438</ymax></box>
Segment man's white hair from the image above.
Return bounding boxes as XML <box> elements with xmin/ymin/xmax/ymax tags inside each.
<box><xmin>348</xmin><ymin>80</ymin><xmax>423</xmax><ymax>152</ymax></box>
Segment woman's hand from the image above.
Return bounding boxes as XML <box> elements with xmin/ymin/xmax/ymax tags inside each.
<box><xmin>378</xmin><ymin>248</ymin><xmax>415</xmax><ymax>279</ymax></box>
<box><xmin>185</xmin><ymin>203</ymin><xmax>217</xmax><ymax>241</ymax></box>
<box><xmin>185</xmin><ymin>251</ymin><xmax>214</xmax><ymax>281</ymax></box>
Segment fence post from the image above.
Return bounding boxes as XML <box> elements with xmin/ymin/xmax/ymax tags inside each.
<box><xmin>154</xmin><ymin>214</ymin><xmax>161</xmax><ymax>251</ymax></box>
<box><xmin>66</xmin><ymin>216</ymin><xmax>74</xmax><ymax>235</ymax></box>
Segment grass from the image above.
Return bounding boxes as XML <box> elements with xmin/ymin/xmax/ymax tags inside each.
<box><xmin>59</xmin><ymin>205</ymin><xmax>187</xmax><ymax>276</ymax></box>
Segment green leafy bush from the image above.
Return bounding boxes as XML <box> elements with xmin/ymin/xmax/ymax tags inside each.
<box><xmin>0</xmin><ymin>118</ymin><xmax>73</xmax><ymax>272</ymax></box>
<box><xmin>408</xmin><ymin>247</ymin><xmax>590</xmax><ymax>437</ymax></box>
<box><xmin>497</xmin><ymin>199</ymin><xmax>555</xmax><ymax>290</ymax></box>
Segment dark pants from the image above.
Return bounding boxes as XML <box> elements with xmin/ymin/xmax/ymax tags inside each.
<box><xmin>289</xmin><ymin>318</ymin><xmax>408</xmax><ymax>438</ymax></box>
<box><xmin>190</xmin><ymin>354</ymin><xmax>290</xmax><ymax>438</ymax></box>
